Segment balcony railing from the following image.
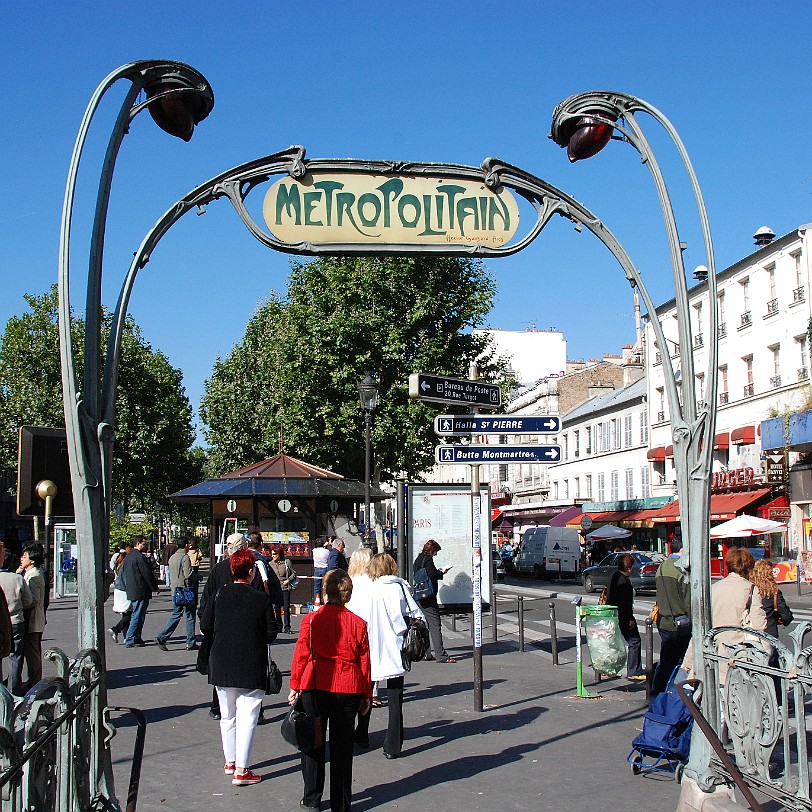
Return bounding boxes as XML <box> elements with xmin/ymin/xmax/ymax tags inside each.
<box><xmin>794</xmin><ymin>286</ymin><xmax>806</xmax><ymax>303</ymax></box>
<box><xmin>799</xmin><ymin>367</ymin><xmax>809</xmax><ymax>382</ymax></box>
<box><xmin>740</xmin><ymin>311</ymin><xmax>752</xmax><ymax>328</ymax></box>
<box><xmin>654</xmin><ymin>351</ymin><xmax>661</xmax><ymax>365</ymax></box>
<box><xmin>671</xmin><ymin>343</ymin><xmax>680</xmax><ymax>357</ymax></box>
<box><xmin>770</xmin><ymin>374</ymin><xmax>782</xmax><ymax>388</ymax></box>
<box><xmin>694</xmin><ymin>333</ymin><xmax>704</xmax><ymax>348</ymax></box>
<box><xmin>718</xmin><ymin>322</ymin><xmax>727</xmax><ymax>338</ymax></box>
<box><xmin>657</xmin><ymin>411</ymin><xmax>666</xmax><ymax>423</ymax></box>
<box><xmin>765</xmin><ymin>298</ymin><xmax>778</xmax><ymax>317</ymax></box>
<box><xmin>743</xmin><ymin>383</ymin><xmax>755</xmax><ymax>397</ymax></box>
<box><xmin>696</xmin><ymin>400</ymin><xmax>707</xmax><ymax>411</ymax></box>
<box><xmin>719</xmin><ymin>391</ymin><xmax>729</xmax><ymax>405</ymax></box>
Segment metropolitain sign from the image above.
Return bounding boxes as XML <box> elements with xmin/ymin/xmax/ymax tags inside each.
<box><xmin>263</xmin><ymin>172</ymin><xmax>520</xmax><ymax>246</ymax></box>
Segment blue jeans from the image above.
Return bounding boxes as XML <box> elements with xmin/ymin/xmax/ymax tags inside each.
<box><xmin>313</xmin><ymin>568</ymin><xmax>327</xmax><ymax>600</ymax></box>
<box><xmin>156</xmin><ymin>602</ymin><xmax>196</xmax><ymax>647</ymax></box>
<box><xmin>125</xmin><ymin>598</ymin><xmax>149</xmax><ymax>646</ymax></box>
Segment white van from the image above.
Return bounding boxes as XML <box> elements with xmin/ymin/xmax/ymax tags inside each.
<box><xmin>513</xmin><ymin>526</ymin><xmax>581</xmax><ymax>577</ymax></box>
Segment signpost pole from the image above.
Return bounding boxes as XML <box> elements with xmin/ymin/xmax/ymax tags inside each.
<box><xmin>469</xmin><ymin>363</ymin><xmax>484</xmax><ymax>712</ymax></box>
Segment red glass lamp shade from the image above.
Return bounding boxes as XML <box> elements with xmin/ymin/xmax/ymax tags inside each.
<box><xmin>566</xmin><ymin>116</ymin><xmax>615</xmax><ymax>162</ymax></box>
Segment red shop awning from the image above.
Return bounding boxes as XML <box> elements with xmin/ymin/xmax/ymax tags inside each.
<box><xmin>651</xmin><ymin>488</ymin><xmax>772</xmax><ymax>523</ymax></box>
<box><xmin>714</xmin><ymin>432</ymin><xmax>730</xmax><ymax>450</ymax></box>
<box><xmin>665</xmin><ymin>445</ymin><xmax>674</xmax><ymax>458</ymax></box>
<box><xmin>731</xmin><ymin>426</ymin><xmax>756</xmax><ymax>445</ymax></box>
<box><xmin>647</xmin><ymin>446</ymin><xmax>667</xmax><ymax>462</ymax></box>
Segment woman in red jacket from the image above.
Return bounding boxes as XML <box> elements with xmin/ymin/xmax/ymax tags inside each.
<box><xmin>289</xmin><ymin>569</ymin><xmax>372</xmax><ymax>811</ymax></box>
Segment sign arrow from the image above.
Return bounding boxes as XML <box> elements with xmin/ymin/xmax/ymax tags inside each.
<box><xmin>435</xmin><ymin>444</ymin><xmax>562</xmax><ymax>464</ymax></box>
<box><xmin>434</xmin><ymin>415</ymin><xmax>560</xmax><ymax>436</ymax></box>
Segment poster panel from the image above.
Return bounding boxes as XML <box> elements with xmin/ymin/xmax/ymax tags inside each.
<box><xmin>407</xmin><ymin>483</ymin><xmax>491</xmax><ymax>608</ymax></box>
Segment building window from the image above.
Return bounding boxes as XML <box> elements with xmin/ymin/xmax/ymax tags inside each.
<box><xmin>562</xmin><ymin>434</ymin><xmax>568</xmax><ymax>461</ymax></box>
<box><xmin>574</xmin><ymin>429</ymin><xmax>580</xmax><ymax>458</ymax></box>
<box><xmin>612</xmin><ymin>417</ymin><xmax>622</xmax><ymax>450</ymax></box>
<box><xmin>597</xmin><ymin>473</ymin><xmax>605</xmax><ymax>502</ymax></box>
<box><xmin>641</xmin><ymin>466</ymin><xmax>650</xmax><ymax>498</ymax></box>
<box><xmin>499</xmin><ymin>464</ymin><xmax>508</xmax><ymax>483</ymax></box>
<box><xmin>553</xmin><ymin>481</ymin><xmax>559</xmax><ymax>500</ymax></box>
<box><xmin>625</xmin><ymin>468</ymin><xmax>634</xmax><ymax>499</ymax></box>
<box><xmin>797</xmin><ymin>334</ymin><xmax>809</xmax><ymax>381</ymax></box>
<box><xmin>770</xmin><ymin>344</ymin><xmax>781</xmax><ymax>388</ymax></box>
<box><xmin>563</xmin><ymin>479</ymin><xmax>569</xmax><ymax>499</ymax></box>
<box><xmin>693</xmin><ymin>301</ymin><xmax>703</xmax><ymax>346</ymax></box>
<box><xmin>610</xmin><ymin>471</ymin><xmax>619</xmax><ymax>502</ymax></box>
<box><xmin>743</xmin><ymin>355</ymin><xmax>754</xmax><ymax>397</ymax></box>
<box><xmin>624</xmin><ymin>414</ymin><xmax>633</xmax><ymax>448</ymax></box>
<box><xmin>600</xmin><ymin>422</ymin><xmax>610</xmax><ymax>453</ymax></box>
<box><xmin>719</xmin><ymin>365</ymin><xmax>728</xmax><ymax>404</ymax></box>
<box><xmin>640</xmin><ymin>409</ymin><xmax>648</xmax><ymax>443</ymax></box>
<box><xmin>717</xmin><ymin>291</ymin><xmax>726</xmax><ymax>337</ymax></box>
<box><xmin>740</xmin><ymin>277</ymin><xmax>751</xmax><ymax>327</ymax></box>
<box><xmin>696</xmin><ymin>372</ymin><xmax>705</xmax><ymax>409</ymax></box>
<box><xmin>793</xmin><ymin>250</ymin><xmax>803</xmax><ymax>289</ymax></box>
<box><xmin>574</xmin><ymin>476</ymin><xmax>580</xmax><ymax>499</ymax></box>
<box><xmin>585</xmin><ymin>425</ymin><xmax>592</xmax><ymax>455</ymax></box>
<box><xmin>656</xmin><ymin>388</ymin><xmax>666</xmax><ymax>423</ymax></box>
<box><xmin>585</xmin><ymin>474</ymin><xmax>592</xmax><ymax>499</ymax></box>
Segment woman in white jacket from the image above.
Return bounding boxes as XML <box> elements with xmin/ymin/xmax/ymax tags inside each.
<box><xmin>366</xmin><ymin>553</ymin><xmax>425</xmax><ymax>759</ymax></box>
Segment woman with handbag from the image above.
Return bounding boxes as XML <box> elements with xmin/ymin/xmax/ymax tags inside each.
<box><xmin>269</xmin><ymin>545</ymin><xmax>296</xmax><ymax>633</ymax></box>
<box><xmin>108</xmin><ymin>541</ymin><xmax>132</xmax><ymax>645</ymax></box>
<box><xmin>751</xmin><ymin>558</ymin><xmax>794</xmax><ymax>638</ymax></box>
<box><xmin>288</xmin><ymin>569</ymin><xmax>371</xmax><ymax>811</ymax></box>
<box><xmin>201</xmin><ymin>548</ymin><xmax>277</xmax><ymax>786</ymax></box>
<box><xmin>412</xmin><ymin>540</ymin><xmax>455</xmax><ymax>663</ymax></box>
<box><xmin>367</xmin><ymin>553</ymin><xmax>426</xmax><ymax>760</ymax></box>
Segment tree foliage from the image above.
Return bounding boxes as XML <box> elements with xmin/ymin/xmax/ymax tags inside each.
<box><xmin>0</xmin><ymin>286</ymin><xmax>203</xmax><ymax>511</ymax></box>
<box><xmin>200</xmin><ymin>256</ymin><xmax>511</xmax><ymax>481</ymax></box>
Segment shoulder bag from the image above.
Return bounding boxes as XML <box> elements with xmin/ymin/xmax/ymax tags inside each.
<box><xmin>281</xmin><ymin>619</ymin><xmax>322</xmax><ymax>751</ymax></box>
<box><xmin>398</xmin><ymin>583</ymin><xmax>430</xmax><ymax>670</ymax></box>
<box><xmin>173</xmin><ymin>555</ymin><xmax>196</xmax><ymax>608</ymax></box>
<box><xmin>286</xmin><ymin>559</ymin><xmax>299</xmax><ymax>590</ymax></box>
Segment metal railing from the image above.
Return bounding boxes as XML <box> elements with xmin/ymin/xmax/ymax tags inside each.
<box><xmin>743</xmin><ymin>382</ymin><xmax>755</xmax><ymax>397</ymax></box>
<box><xmin>800</xmin><ymin>367</ymin><xmax>810</xmax><ymax>382</ymax></box>
<box><xmin>0</xmin><ymin>647</ymin><xmax>141</xmax><ymax>812</ymax></box>
<box><xmin>719</xmin><ymin>391</ymin><xmax>729</xmax><ymax>405</ymax></box>
<box><xmin>794</xmin><ymin>286</ymin><xmax>806</xmax><ymax>303</ymax></box>
<box><xmin>694</xmin><ymin>333</ymin><xmax>704</xmax><ymax>348</ymax></box>
<box><xmin>740</xmin><ymin>311</ymin><xmax>753</xmax><ymax>328</ymax></box>
<box><xmin>770</xmin><ymin>374</ymin><xmax>782</xmax><ymax>389</ymax></box>
<box><xmin>765</xmin><ymin>298</ymin><xmax>779</xmax><ymax>317</ymax></box>
<box><xmin>719</xmin><ymin>322</ymin><xmax>727</xmax><ymax>338</ymax></box>
<box><xmin>690</xmin><ymin>622</ymin><xmax>812</xmax><ymax>810</ymax></box>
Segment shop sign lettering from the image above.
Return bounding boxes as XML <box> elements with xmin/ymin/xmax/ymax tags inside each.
<box><xmin>712</xmin><ymin>467</ymin><xmax>755</xmax><ymax>491</ymax></box>
<box><xmin>263</xmin><ymin>172</ymin><xmax>520</xmax><ymax>246</ymax></box>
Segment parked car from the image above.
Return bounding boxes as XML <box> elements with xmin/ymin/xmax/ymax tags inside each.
<box><xmin>581</xmin><ymin>552</ymin><xmax>659</xmax><ymax>594</ymax></box>
<box><xmin>492</xmin><ymin>551</ymin><xmax>506</xmax><ymax>582</ymax></box>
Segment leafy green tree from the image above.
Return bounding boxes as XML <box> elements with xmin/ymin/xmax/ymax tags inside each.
<box><xmin>0</xmin><ymin>285</ymin><xmax>203</xmax><ymax>511</ymax></box>
<box><xmin>201</xmin><ymin>256</ymin><xmax>511</xmax><ymax>482</ymax></box>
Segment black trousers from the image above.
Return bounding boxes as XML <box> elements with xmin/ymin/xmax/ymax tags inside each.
<box><xmin>301</xmin><ymin>690</ymin><xmax>363</xmax><ymax>812</ymax></box>
<box><xmin>383</xmin><ymin>676</ymin><xmax>404</xmax><ymax>757</ymax></box>
<box><xmin>274</xmin><ymin>591</ymin><xmax>292</xmax><ymax>631</ymax></box>
<box><xmin>652</xmin><ymin>628</ymin><xmax>691</xmax><ymax>695</ymax></box>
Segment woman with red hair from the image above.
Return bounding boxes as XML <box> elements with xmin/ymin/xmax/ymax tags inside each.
<box><xmin>201</xmin><ymin>547</ymin><xmax>277</xmax><ymax>786</ymax></box>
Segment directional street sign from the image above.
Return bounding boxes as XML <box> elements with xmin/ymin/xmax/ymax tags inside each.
<box><xmin>434</xmin><ymin>415</ymin><xmax>560</xmax><ymax>436</ymax></box>
<box><xmin>435</xmin><ymin>445</ymin><xmax>562</xmax><ymax>464</ymax></box>
<box><xmin>409</xmin><ymin>373</ymin><xmax>501</xmax><ymax>408</ymax></box>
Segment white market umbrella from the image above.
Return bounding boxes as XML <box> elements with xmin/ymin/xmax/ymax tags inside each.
<box><xmin>710</xmin><ymin>515</ymin><xmax>787</xmax><ymax>539</ymax></box>
<box><xmin>586</xmin><ymin>525</ymin><xmax>632</xmax><ymax>542</ymax></box>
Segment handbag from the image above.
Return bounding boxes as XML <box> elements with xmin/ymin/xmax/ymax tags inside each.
<box><xmin>196</xmin><ymin>633</ymin><xmax>212</xmax><ymax>675</ymax></box>
<box><xmin>281</xmin><ymin>617</ymin><xmax>321</xmax><ymax>752</ymax></box>
<box><xmin>173</xmin><ymin>586</ymin><xmax>196</xmax><ymax>607</ymax></box>
<box><xmin>398</xmin><ymin>583</ymin><xmax>431</xmax><ymax>669</ymax></box>
<box><xmin>598</xmin><ymin>587</ymin><xmax>608</xmax><ymax>606</ymax></box>
<box><xmin>411</xmin><ymin>558</ymin><xmax>434</xmax><ymax>601</ymax></box>
<box><xmin>287</xmin><ymin>560</ymin><xmax>299</xmax><ymax>590</ymax></box>
<box><xmin>172</xmin><ymin>554</ymin><xmax>196</xmax><ymax>607</ymax></box>
<box><xmin>266</xmin><ymin>649</ymin><xmax>283</xmax><ymax>695</ymax></box>
<box><xmin>113</xmin><ymin>588</ymin><xmax>131</xmax><ymax>614</ymax></box>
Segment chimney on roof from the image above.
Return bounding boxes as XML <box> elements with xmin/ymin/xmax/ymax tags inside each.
<box><xmin>753</xmin><ymin>226</ymin><xmax>776</xmax><ymax>247</ymax></box>
<box><xmin>693</xmin><ymin>265</ymin><xmax>708</xmax><ymax>282</ymax></box>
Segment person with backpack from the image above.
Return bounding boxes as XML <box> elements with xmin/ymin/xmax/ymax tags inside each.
<box><xmin>412</xmin><ymin>539</ymin><xmax>456</xmax><ymax>663</ymax></box>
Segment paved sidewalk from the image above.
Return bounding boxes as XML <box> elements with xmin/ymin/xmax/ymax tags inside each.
<box><xmin>42</xmin><ymin>587</ymin><xmax>684</xmax><ymax>812</ymax></box>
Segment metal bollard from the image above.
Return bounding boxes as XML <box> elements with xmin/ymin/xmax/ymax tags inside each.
<box><xmin>549</xmin><ymin>601</ymin><xmax>559</xmax><ymax>665</ymax></box>
<box><xmin>518</xmin><ymin>596</ymin><xmax>525</xmax><ymax>653</ymax></box>
<box><xmin>491</xmin><ymin>590</ymin><xmax>498</xmax><ymax>642</ymax></box>
<box><xmin>452</xmin><ymin>612</ymin><xmax>457</xmax><ymax>632</ymax></box>
<box><xmin>645</xmin><ymin>617</ymin><xmax>654</xmax><ymax>701</ymax></box>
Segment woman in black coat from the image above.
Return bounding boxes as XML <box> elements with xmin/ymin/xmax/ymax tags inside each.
<box><xmin>607</xmin><ymin>553</ymin><xmax>645</xmax><ymax>681</ymax></box>
<box><xmin>200</xmin><ymin>548</ymin><xmax>278</xmax><ymax>786</ymax></box>
<box><xmin>751</xmin><ymin>559</ymin><xmax>794</xmax><ymax>639</ymax></box>
<box><xmin>413</xmin><ymin>539</ymin><xmax>456</xmax><ymax>663</ymax></box>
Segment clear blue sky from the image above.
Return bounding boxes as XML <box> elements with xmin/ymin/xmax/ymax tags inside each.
<box><xmin>2</xmin><ymin>2</ymin><xmax>810</xmax><ymax>442</ymax></box>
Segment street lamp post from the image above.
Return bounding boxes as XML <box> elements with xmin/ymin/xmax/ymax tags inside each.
<box><xmin>551</xmin><ymin>91</ymin><xmax>719</xmax><ymax>791</ymax></box>
<box><xmin>58</xmin><ymin>61</ymin><xmax>213</xmax><ymax>806</ymax></box>
<box><xmin>357</xmin><ymin>373</ymin><xmax>379</xmax><ymax>549</ymax></box>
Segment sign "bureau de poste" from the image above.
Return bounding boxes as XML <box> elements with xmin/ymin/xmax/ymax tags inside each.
<box><xmin>263</xmin><ymin>172</ymin><xmax>520</xmax><ymax>246</ymax></box>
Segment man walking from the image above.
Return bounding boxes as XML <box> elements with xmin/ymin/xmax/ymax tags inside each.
<box><xmin>160</xmin><ymin>537</ymin><xmax>178</xmax><ymax>587</ymax></box>
<box><xmin>156</xmin><ymin>538</ymin><xmax>197</xmax><ymax>651</ymax></box>
<box><xmin>122</xmin><ymin>536</ymin><xmax>159</xmax><ymax>648</ymax></box>
<box><xmin>652</xmin><ymin>539</ymin><xmax>691</xmax><ymax>695</ymax></box>
<box><xmin>0</xmin><ymin>542</ymin><xmax>33</xmax><ymax>695</ymax></box>
<box><xmin>17</xmin><ymin>543</ymin><xmax>47</xmax><ymax>691</ymax></box>
<box><xmin>327</xmin><ymin>538</ymin><xmax>348</xmax><ymax>571</ymax></box>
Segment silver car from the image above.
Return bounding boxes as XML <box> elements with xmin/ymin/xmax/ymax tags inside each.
<box><xmin>582</xmin><ymin>552</ymin><xmax>659</xmax><ymax>594</ymax></box>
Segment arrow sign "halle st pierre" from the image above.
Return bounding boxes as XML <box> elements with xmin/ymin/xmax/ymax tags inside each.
<box><xmin>435</xmin><ymin>445</ymin><xmax>562</xmax><ymax>464</ymax></box>
<box><xmin>434</xmin><ymin>415</ymin><xmax>561</xmax><ymax>435</ymax></box>
<box><xmin>408</xmin><ymin>373</ymin><xmax>501</xmax><ymax>408</ymax></box>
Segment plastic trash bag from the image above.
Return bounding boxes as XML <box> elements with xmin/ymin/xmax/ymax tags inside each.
<box><xmin>584</xmin><ymin>613</ymin><xmax>626</xmax><ymax>676</ymax></box>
